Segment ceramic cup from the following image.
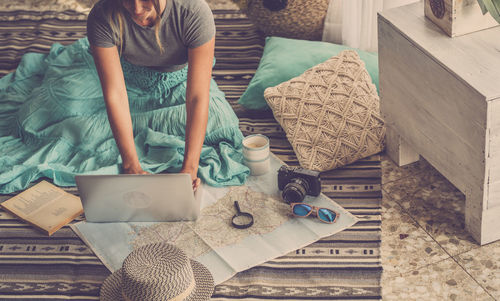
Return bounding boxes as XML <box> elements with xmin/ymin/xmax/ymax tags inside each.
<box><xmin>242</xmin><ymin>134</ymin><xmax>270</xmax><ymax>176</ymax></box>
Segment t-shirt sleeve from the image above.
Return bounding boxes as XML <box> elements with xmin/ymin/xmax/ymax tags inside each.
<box><xmin>182</xmin><ymin>0</ymin><xmax>216</xmax><ymax>49</ymax></box>
<box><xmin>87</xmin><ymin>3</ymin><xmax>117</xmax><ymax>48</ymax></box>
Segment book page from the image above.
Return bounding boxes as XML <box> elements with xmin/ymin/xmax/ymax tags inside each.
<box><xmin>33</xmin><ymin>193</ymin><xmax>83</xmax><ymax>233</ymax></box>
<box><xmin>1</xmin><ymin>181</ymin><xmax>83</xmax><ymax>235</ymax></box>
<box><xmin>5</xmin><ymin>182</ymin><xmax>64</xmax><ymax>218</ymax></box>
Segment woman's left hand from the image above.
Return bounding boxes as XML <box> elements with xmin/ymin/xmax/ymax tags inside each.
<box><xmin>180</xmin><ymin>167</ymin><xmax>201</xmax><ymax>191</ymax></box>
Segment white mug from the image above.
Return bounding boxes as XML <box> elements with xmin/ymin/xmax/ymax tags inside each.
<box><xmin>242</xmin><ymin>134</ymin><xmax>270</xmax><ymax>176</ymax></box>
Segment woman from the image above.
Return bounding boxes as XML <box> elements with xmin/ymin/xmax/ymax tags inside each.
<box><xmin>0</xmin><ymin>0</ymin><xmax>249</xmax><ymax>193</ymax></box>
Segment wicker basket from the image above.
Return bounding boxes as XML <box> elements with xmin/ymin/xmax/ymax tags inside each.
<box><xmin>241</xmin><ymin>0</ymin><xmax>330</xmax><ymax>41</ymax></box>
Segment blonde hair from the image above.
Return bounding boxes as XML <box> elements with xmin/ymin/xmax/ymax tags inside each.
<box><xmin>105</xmin><ymin>0</ymin><xmax>164</xmax><ymax>55</ymax></box>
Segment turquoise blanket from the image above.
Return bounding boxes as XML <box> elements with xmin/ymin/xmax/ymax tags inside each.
<box><xmin>0</xmin><ymin>38</ymin><xmax>249</xmax><ymax>193</ymax></box>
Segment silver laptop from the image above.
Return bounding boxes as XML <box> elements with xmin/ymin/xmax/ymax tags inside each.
<box><xmin>75</xmin><ymin>174</ymin><xmax>202</xmax><ymax>222</ymax></box>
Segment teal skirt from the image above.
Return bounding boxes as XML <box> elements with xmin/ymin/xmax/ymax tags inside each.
<box><xmin>0</xmin><ymin>37</ymin><xmax>249</xmax><ymax>193</ymax></box>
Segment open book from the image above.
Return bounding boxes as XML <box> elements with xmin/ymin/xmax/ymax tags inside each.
<box><xmin>1</xmin><ymin>181</ymin><xmax>83</xmax><ymax>236</ymax></box>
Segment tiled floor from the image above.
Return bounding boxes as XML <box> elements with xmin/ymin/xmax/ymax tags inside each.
<box><xmin>381</xmin><ymin>153</ymin><xmax>499</xmax><ymax>300</ymax></box>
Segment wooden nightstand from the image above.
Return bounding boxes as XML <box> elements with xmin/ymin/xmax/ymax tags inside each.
<box><xmin>378</xmin><ymin>1</ymin><xmax>500</xmax><ymax>245</ymax></box>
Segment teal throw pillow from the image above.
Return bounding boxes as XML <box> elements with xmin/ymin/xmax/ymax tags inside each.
<box><xmin>239</xmin><ymin>36</ymin><xmax>379</xmax><ymax>110</ymax></box>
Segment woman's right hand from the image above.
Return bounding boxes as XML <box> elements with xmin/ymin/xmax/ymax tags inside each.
<box><xmin>122</xmin><ymin>162</ymin><xmax>149</xmax><ymax>174</ymax></box>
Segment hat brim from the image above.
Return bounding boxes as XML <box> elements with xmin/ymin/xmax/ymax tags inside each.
<box><xmin>100</xmin><ymin>269</ymin><xmax>125</xmax><ymax>301</ymax></box>
<box><xmin>185</xmin><ymin>259</ymin><xmax>215</xmax><ymax>301</ymax></box>
<box><xmin>99</xmin><ymin>260</ymin><xmax>214</xmax><ymax>301</ymax></box>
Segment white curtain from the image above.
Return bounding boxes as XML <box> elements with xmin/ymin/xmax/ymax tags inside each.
<box><xmin>322</xmin><ymin>0</ymin><xmax>421</xmax><ymax>52</ymax></box>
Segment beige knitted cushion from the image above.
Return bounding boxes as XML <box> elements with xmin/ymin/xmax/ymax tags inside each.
<box><xmin>264</xmin><ymin>50</ymin><xmax>385</xmax><ymax>171</ymax></box>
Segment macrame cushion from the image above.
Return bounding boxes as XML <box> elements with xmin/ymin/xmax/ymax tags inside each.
<box><xmin>264</xmin><ymin>50</ymin><xmax>385</xmax><ymax>171</ymax></box>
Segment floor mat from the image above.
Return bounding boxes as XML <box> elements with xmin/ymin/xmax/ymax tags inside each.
<box><xmin>0</xmin><ymin>6</ymin><xmax>382</xmax><ymax>300</ymax></box>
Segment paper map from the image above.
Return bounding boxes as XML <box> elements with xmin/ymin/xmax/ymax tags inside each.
<box><xmin>71</xmin><ymin>154</ymin><xmax>357</xmax><ymax>284</ymax></box>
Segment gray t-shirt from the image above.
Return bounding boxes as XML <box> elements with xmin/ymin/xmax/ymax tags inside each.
<box><xmin>87</xmin><ymin>0</ymin><xmax>215</xmax><ymax>72</ymax></box>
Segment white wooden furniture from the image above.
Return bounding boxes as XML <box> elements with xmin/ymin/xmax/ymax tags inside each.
<box><xmin>378</xmin><ymin>1</ymin><xmax>500</xmax><ymax>245</ymax></box>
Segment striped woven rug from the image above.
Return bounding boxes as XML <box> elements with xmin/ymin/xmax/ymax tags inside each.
<box><xmin>0</xmin><ymin>7</ymin><xmax>382</xmax><ymax>301</ymax></box>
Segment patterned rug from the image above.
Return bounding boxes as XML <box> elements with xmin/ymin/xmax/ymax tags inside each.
<box><xmin>0</xmin><ymin>3</ymin><xmax>382</xmax><ymax>300</ymax></box>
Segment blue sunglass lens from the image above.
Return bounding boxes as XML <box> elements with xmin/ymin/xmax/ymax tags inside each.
<box><xmin>293</xmin><ymin>204</ymin><xmax>312</xmax><ymax>217</ymax></box>
<box><xmin>318</xmin><ymin>208</ymin><xmax>336</xmax><ymax>223</ymax></box>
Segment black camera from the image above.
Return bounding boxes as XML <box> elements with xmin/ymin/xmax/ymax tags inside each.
<box><xmin>277</xmin><ymin>165</ymin><xmax>321</xmax><ymax>204</ymax></box>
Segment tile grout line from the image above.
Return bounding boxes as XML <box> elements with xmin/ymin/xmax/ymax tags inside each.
<box><xmin>448</xmin><ymin>255</ymin><xmax>498</xmax><ymax>301</ymax></box>
<box><xmin>381</xmin><ymin>185</ymin><xmax>497</xmax><ymax>300</ymax></box>
<box><xmin>417</xmin><ymin>217</ymin><xmax>496</xmax><ymax>300</ymax></box>
<box><xmin>383</xmin><ymin>256</ymin><xmax>454</xmax><ymax>279</ymax></box>
<box><xmin>381</xmin><ymin>165</ymin><xmax>430</xmax><ymax>187</ymax></box>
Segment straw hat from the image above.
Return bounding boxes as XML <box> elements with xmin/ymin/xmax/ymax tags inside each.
<box><xmin>100</xmin><ymin>242</ymin><xmax>214</xmax><ymax>301</ymax></box>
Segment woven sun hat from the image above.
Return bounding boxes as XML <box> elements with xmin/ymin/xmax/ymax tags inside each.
<box><xmin>100</xmin><ymin>242</ymin><xmax>214</xmax><ymax>301</ymax></box>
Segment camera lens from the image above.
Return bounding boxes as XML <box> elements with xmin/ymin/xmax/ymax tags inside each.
<box><xmin>282</xmin><ymin>177</ymin><xmax>310</xmax><ymax>203</ymax></box>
